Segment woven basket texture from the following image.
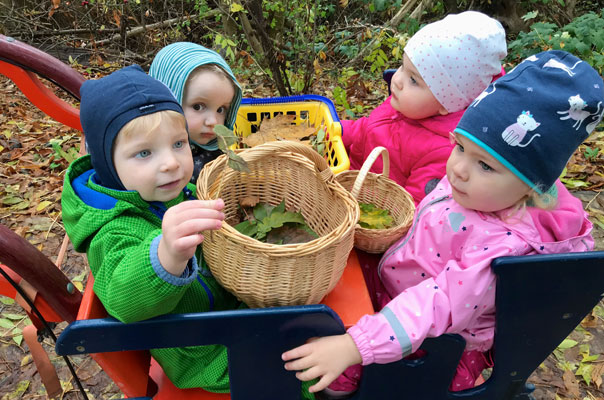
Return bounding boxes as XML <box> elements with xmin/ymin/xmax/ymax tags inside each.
<box><xmin>335</xmin><ymin>147</ymin><xmax>415</xmax><ymax>254</ymax></box>
<box><xmin>197</xmin><ymin>140</ymin><xmax>359</xmax><ymax>308</ymax></box>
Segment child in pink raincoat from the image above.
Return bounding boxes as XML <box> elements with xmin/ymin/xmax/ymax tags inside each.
<box><xmin>283</xmin><ymin>50</ymin><xmax>602</xmax><ymax>398</ymax></box>
<box><xmin>342</xmin><ymin>11</ymin><xmax>506</xmax><ymax>204</ymax></box>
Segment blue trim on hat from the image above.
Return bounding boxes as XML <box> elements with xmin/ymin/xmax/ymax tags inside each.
<box><xmin>454</xmin><ymin>127</ymin><xmax>541</xmax><ymax>194</ymax></box>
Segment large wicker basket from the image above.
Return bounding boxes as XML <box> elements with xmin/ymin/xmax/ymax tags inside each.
<box><xmin>196</xmin><ymin>140</ymin><xmax>359</xmax><ymax>308</ymax></box>
<box><xmin>335</xmin><ymin>147</ymin><xmax>415</xmax><ymax>254</ymax></box>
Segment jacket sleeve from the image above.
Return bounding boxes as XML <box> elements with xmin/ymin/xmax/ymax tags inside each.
<box><xmin>404</xmin><ymin>144</ymin><xmax>453</xmax><ymax>204</ymax></box>
<box><xmin>347</xmin><ymin>239</ymin><xmax>521</xmax><ymax>366</ymax></box>
<box><xmin>341</xmin><ymin>117</ymin><xmax>368</xmax><ymax>154</ymax></box>
<box><xmin>88</xmin><ymin>223</ymin><xmax>196</xmax><ymax>323</ymax></box>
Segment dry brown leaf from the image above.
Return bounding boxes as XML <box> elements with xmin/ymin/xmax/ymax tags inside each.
<box><xmin>242</xmin><ymin>114</ymin><xmax>317</xmax><ymax>147</ymax></box>
<box><xmin>581</xmin><ymin>312</ymin><xmax>599</xmax><ymax>329</ymax></box>
<box><xmin>113</xmin><ymin>9</ymin><xmax>122</xmax><ymax>28</ymax></box>
<box><xmin>562</xmin><ymin>369</ymin><xmax>580</xmax><ymax>397</ymax></box>
<box><xmin>49</xmin><ymin>0</ymin><xmax>60</xmax><ymax>17</ymax></box>
<box><xmin>239</xmin><ymin>196</ymin><xmax>260</xmax><ymax>208</ymax></box>
<box><xmin>592</xmin><ymin>362</ymin><xmax>604</xmax><ymax>389</ymax></box>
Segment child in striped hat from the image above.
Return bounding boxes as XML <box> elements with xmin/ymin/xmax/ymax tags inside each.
<box><xmin>150</xmin><ymin>42</ymin><xmax>243</xmax><ymax>183</ymax></box>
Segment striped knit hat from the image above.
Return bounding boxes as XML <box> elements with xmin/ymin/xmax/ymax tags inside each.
<box><xmin>149</xmin><ymin>42</ymin><xmax>242</xmax><ymax>132</ymax></box>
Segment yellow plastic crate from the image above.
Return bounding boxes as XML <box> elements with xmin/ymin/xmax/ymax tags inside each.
<box><xmin>234</xmin><ymin>95</ymin><xmax>349</xmax><ymax>174</ymax></box>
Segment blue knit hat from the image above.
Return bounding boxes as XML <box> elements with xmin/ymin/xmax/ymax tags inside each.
<box><xmin>80</xmin><ymin>64</ymin><xmax>184</xmax><ymax>190</ymax></box>
<box><xmin>149</xmin><ymin>42</ymin><xmax>242</xmax><ymax>141</ymax></box>
<box><xmin>455</xmin><ymin>50</ymin><xmax>604</xmax><ymax>194</ymax></box>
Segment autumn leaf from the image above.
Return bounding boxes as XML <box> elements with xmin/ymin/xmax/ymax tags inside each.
<box><xmin>225</xmin><ymin>149</ymin><xmax>250</xmax><ymax>173</ymax></box>
<box><xmin>242</xmin><ymin>114</ymin><xmax>317</xmax><ymax>147</ymax></box>
<box><xmin>562</xmin><ymin>369</ymin><xmax>580</xmax><ymax>397</ymax></box>
<box><xmin>358</xmin><ymin>202</ymin><xmax>393</xmax><ymax>229</ymax></box>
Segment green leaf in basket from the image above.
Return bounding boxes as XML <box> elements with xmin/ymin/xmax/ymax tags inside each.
<box><xmin>264</xmin><ymin>211</ymin><xmax>307</xmax><ymax>229</ymax></box>
<box><xmin>253</xmin><ymin>202</ymin><xmax>271</xmax><ymax>221</ymax></box>
<box><xmin>225</xmin><ymin>149</ymin><xmax>251</xmax><ymax>173</ymax></box>
<box><xmin>234</xmin><ymin>220</ymin><xmax>258</xmax><ymax>237</ymax></box>
<box><xmin>214</xmin><ymin>124</ymin><xmax>240</xmax><ymax>151</ymax></box>
<box><xmin>358</xmin><ymin>202</ymin><xmax>393</xmax><ymax>229</ymax></box>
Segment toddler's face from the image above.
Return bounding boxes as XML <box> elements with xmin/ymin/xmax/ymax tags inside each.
<box><xmin>390</xmin><ymin>53</ymin><xmax>448</xmax><ymax>120</ymax></box>
<box><xmin>182</xmin><ymin>70</ymin><xmax>236</xmax><ymax>145</ymax></box>
<box><xmin>446</xmin><ymin>133</ymin><xmax>531</xmax><ymax>212</ymax></box>
<box><xmin>113</xmin><ymin>117</ymin><xmax>193</xmax><ymax>202</ymax></box>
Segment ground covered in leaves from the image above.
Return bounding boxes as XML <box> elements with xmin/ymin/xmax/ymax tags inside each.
<box><xmin>1</xmin><ymin>68</ymin><xmax>604</xmax><ymax>399</ymax></box>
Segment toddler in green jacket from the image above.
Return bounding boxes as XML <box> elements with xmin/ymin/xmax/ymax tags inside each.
<box><xmin>61</xmin><ymin>65</ymin><xmax>240</xmax><ymax>392</ymax></box>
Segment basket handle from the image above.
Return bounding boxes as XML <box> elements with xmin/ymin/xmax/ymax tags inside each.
<box><xmin>350</xmin><ymin>146</ymin><xmax>390</xmax><ymax>199</ymax></box>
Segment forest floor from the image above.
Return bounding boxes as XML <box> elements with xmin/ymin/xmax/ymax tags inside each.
<box><xmin>1</xmin><ymin>65</ymin><xmax>604</xmax><ymax>399</ymax></box>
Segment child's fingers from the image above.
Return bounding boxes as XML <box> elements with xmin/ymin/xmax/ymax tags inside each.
<box><xmin>180</xmin><ymin>198</ymin><xmax>225</xmax><ymax>211</ymax></box>
<box><xmin>282</xmin><ymin>342</ymin><xmax>314</xmax><ymax>362</ymax></box>
<box><xmin>172</xmin><ymin>233</ymin><xmax>205</xmax><ymax>252</ymax></box>
<box><xmin>167</xmin><ymin>220</ymin><xmax>222</xmax><ymax>240</ymax></box>
<box><xmin>294</xmin><ymin>366</ymin><xmax>323</xmax><ymax>383</ymax></box>
<box><xmin>308</xmin><ymin>374</ymin><xmax>337</xmax><ymax>393</ymax></box>
<box><xmin>283</xmin><ymin>356</ymin><xmax>314</xmax><ymax>372</ymax></box>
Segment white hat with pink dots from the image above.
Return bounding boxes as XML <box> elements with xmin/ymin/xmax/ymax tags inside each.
<box><xmin>404</xmin><ymin>11</ymin><xmax>507</xmax><ymax>113</ymax></box>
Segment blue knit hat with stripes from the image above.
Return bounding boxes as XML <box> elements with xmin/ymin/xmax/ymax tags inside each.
<box><xmin>149</xmin><ymin>42</ymin><xmax>242</xmax><ymax>150</ymax></box>
<box><xmin>454</xmin><ymin>50</ymin><xmax>604</xmax><ymax>194</ymax></box>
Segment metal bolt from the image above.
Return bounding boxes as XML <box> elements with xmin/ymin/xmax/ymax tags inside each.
<box><xmin>66</xmin><ymin>282</ymin><xmax>75</xmax><ymax>294</ymax></box>
<box><xmin>6</xmin><ymin>37</ymin><xmax>15</xmax><ymax>42</ymax></box>
<box><xmin>76</xmin><ymin>345</ymin><xmax>85</xmax><ymax>352</ymax></box>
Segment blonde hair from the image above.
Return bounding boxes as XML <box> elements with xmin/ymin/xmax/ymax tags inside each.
<box><xmin>499</xmin><ymin>187</ymin><xmax>558</xmax><ymax>222</ymax></box>
<box><xmin>117</xmin><ymin>110</ymin><xmax>186</xmax><ymax>141</ymax></box>
<box><xmin>183</xmin><ymin>64</ymin><xmax>238</xmax><ymax>101</ymax></box>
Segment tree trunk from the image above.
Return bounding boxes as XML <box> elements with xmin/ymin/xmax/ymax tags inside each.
<box><xmin>244</xmin><ymin>0</ymin><xmax>290</xmax><ymax>96</ymax></box>
<box><xmin>484</xmin><ymin>0</ymin><xmax>528</xmax><ymax>35</ymax></box>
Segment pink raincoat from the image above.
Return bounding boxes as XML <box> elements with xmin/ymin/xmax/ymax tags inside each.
<box><xmin>347</xmin><ymin>177</ymin><xmax>593</xmax><ymax>366</ymax></box>
<box><xmin>341</xmin><ymin>97</ymin><xmax>463</xmax><ymax>204</ymax></box>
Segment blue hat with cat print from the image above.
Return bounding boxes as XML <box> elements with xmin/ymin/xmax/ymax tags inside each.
<box><xmin>454</xmin><ymin>50</ymin><xmax>604</xmax><ymax>194</ymax></box>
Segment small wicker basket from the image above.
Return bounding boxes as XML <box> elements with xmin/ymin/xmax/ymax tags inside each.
<box><xmin>335</xmin><ymin>146</ymin><xmax>415</xmax><ymax>254</ymax></box>
<box><xmin>196</xmin><ymin>140</ymin><xmax>359</xmax><ymax>308</ymax></box>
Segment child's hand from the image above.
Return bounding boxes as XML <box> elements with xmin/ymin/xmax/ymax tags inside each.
<box><xmin>158</xmin><ymin>199</ymin><xmax>225</xmax><ymax>276</ymax></box>
<box><xmin>282</xmin><ymin>333</ymin><xmax>362</xmax><ymax>393</ymax></box>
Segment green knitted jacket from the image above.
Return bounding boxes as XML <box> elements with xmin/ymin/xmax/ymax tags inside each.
<box><xmin>61</xmin><ymin>155</ymin><xmax>240</xmax><ymax>392</ymax></box>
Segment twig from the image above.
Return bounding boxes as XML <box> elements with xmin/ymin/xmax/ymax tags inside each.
<box><xmin>350</xmin><ymin>0</ymin><xmax>421</xmax><ymax>65</ymax></box>
<box><xmin>584</xmin><ymin>190</ymin><xmax>602</xmax><ymax>211</ymax></box>
<box><xmin>92</xmin><ymin>13</ymin><xmax>217</xmax><ymax>46</ymax></box>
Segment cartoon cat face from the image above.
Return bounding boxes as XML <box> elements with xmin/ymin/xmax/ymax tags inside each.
<box><xmin>568</xmin><ymin>94</ymin><xmax>587</xmax><ymax>112</ymax></box>
<box><xmin>518</xmin><ymin>111</ymin><xmax>541</xmax><ymax>130</ymax></box>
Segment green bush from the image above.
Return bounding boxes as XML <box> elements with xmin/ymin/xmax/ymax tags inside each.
<box><xmin>507</xmin><ymin>11</ymin><xmax>604</xmax><ymax>73</ymax></box>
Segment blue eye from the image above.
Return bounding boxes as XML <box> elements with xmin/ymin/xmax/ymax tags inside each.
<box><xmin>136</xmin><ymin>150</ymin><xmax>151</xmax><ymax>158</ymax></box>
<box><xmin>410</xmin><ymin>77</ymin><xmax>417</xmax><ymax>85</ymax></box>
<box><xmin>479</xmin><ymin>161</ymin><xmax>493</xmax><ymax>171</ymax></box>
<box><xmin>457</xmin><ymin>143</ymin><xmax>464</xmax><ymax>152</ymax></box>
<box><xmin>174</xmin><ymin>140</ymin><xmax>185</xmax><ymax>149</ymax></box>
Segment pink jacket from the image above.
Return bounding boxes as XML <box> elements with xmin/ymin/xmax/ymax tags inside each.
<box><xmin>347</xmin><ymin>177</ymin><xmax>593</xmax><ymax>366</ymax></box>
<box><xmin>341</xmin><ymin>97</ymin><xmax>463</xmax><ymax>204</ymax></box>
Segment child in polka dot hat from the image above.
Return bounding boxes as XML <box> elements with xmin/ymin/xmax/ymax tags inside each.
<box><xmin>283</xmin><ymin>50</ymin><xmax>598</xmax><ymax>399</ymax></box>
<box><xmin>342</xmin><ymin>11</ymin><xmax>506</xmax><ymax>204</ymax></box>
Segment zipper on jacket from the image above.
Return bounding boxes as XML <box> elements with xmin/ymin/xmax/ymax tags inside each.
<box><xmin>377</xmin><ymin>195</ymin><xmax>450</xmax><ymax>279</ymax></box>
<box><xmin>196</xmin><ymin>275</ymin><xmax>215</xmax><ymax>311</ymax></box>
